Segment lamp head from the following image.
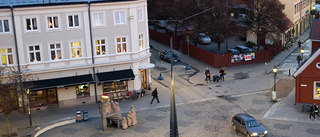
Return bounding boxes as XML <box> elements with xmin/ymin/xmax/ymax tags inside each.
<box><xmin>300</xmin><ymin>48</ymin><xmax>305</xmax><ymax>54</ymax></box>
<box><xmin>273</xmin><ymin>66</ymin><xmax>278</xmax><ymax>73</ymax></box>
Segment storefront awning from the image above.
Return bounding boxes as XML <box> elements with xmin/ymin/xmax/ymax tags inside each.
<box><xmin>31</xmin><ymin>74</ymin><xmax>94</xmax><ymax>90</ymax></box>
<box><xmin>139</xmin><ymin>63</ymin><xmax>155</xmax><ymax>69</ymax></box>
<box><xmin>96</xmin><ymin>69</ymin><xmax>135</xmax><ymax>83</ymax></box>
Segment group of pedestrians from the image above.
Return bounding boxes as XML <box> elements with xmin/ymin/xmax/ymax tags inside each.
<box><xmin>205</xmin><ymin>67</ymin><xmax>225</xmax><ymax>83</ymax></box>
<box><xmin>309</xmin><ymin>103</ymin><xmax>320</xmax><ymax>120</ymax></box>
<box><xmin>296</xmin><ymin>40</ymin><xmax>302</xmax><ymax>67</ymax></box>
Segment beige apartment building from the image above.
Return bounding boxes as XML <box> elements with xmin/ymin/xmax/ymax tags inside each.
<box><xmin>0</xmin><ymin>0</ymin><xmax>153</xmax><ymax>108</ymax></box>
<box><xmin>280</xmin><ymin>0</ymin><xmax>316</xmax><ymax>38</ymax></box>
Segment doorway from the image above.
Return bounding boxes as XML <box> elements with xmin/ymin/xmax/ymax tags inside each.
<box><xmin>140</xmin><ymin>69</ymin><xmax>147</xmax><ymax>89</ymax></box>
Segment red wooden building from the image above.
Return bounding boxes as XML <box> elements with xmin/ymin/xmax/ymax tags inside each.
<box><xmin>293</xmin><ymin>19</ymin><xmax>320</xmax><ymax>104</ymax></box>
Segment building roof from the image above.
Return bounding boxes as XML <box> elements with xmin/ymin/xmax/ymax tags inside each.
<box><xmin>0</xmin><ymin>0</ymin><xmax>132</xmax><ymax>8</ymax></box>
<box><xmin>293</xmin><ymin>46</ymin><xmax>320</xmax><ymax>78</ymax></box>
<box><xmin>309</xmin><ymin>20</ymin><xmax>320</xmax><ymax>40</ymax></box>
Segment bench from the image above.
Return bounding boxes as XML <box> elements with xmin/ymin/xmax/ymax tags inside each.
<box><xmin>302</xmin><ymin>103</ymin><xmax>312</xmax><ymax>112</ymax></box>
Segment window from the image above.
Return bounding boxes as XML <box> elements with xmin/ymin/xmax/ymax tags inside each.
<box><xmin>76</xmin><ymin>84</ymin><xmax>90</xmax><ymax>98</ymax></box>
<box><xmin>26</xmin><ymin>18</ymin><xmax>38</xmax><ymax>31</ymax></box>
<box><xmin>115</xmin><ymin>11</ymin><xmax>125</xmax><ymax>24</ymax></box>
<box><xmin>137</xmin><ymin>9</ymin><xmax>143</xmax><ymax>21</ymax></box>
<box><xmin>71</xmin><ymin>41</ymin><xmax>82</xmax><ymax>58</ymax></box>
<box><xmin>315</xmin><ymin>82</ymin><xmax>320</xmax><ymax>99</ymax></box>
<box><xmin>102</xmin><ymin>81</ymin><xmax>128</xmax><ymax>93</ymax></box>
<box><xmin>50</xmin><ymin>43</ymin><xmax>62</xmax><ymax>60</ymax></box>
<box><xmin>0</xmin><ymin>19</ymin><xmax>9</xmax><ymax>33</ymax></box>
<box><xmin>93</xmin><ymin>13</ymin><xmax>104</xmax><ymax>26</ymax></box>
<box><xmin>29</xmin><ymin>45</ymin><xmax>41</xmax><ymax>62</ymax></box>
<box><xmin>95</xmin><ymin>39</ymin><xmax>106</xmax><ymax>56</ymax></box>
<box><xmin>68</xmin><ymin>15</ymin><xmax>79</xmax><ymax>28</ymax></box>
<box><xmin>116</xmin><ymin>37</ymin><xmax>127</xmax><ymax>53</ymax></box>
<box><xmin>0</xmin><ymin>48</ymin><xmax>13</xmax><ymax>65</ymax></box>
<box><xmin>139</xmin><ymin>34</ymin><xmax>144</xmax><ymax>49</ymax></box>
<box><xmin>47</xmin><ymin>16</ymin><xmax>59</xmax><ymax>29</ymax></box>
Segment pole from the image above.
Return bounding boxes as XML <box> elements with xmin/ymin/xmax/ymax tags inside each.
<box><xmin>27</xmin><ymin>89</ymin><xmax>32</xmax><ymax>126</ymax></box>
<box><xmin>170</xmin><ymin>37</ymin><xmax>179</xmax><ymax>137</ymax></box>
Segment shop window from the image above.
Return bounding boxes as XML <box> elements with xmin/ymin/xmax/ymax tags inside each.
<box><xmin>76</xmin><ymin>84</ymin><xmax>90</xmax><ymax>98</ymax></box>
<box><xmin>30</xmin><ymin>90</ymin><xmax>47</xmax><ymax>107</ymax></box>
<box><xmin>314</xmin><ymin>82</ymin><xmax>320</xmax><ymax>99</ymax></box>
<box><xmin>102</xmin><ymin>81</ymin><xmax>128</xmax><ymax>93</ymax></box>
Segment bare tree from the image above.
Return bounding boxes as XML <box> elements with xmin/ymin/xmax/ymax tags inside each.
<box><xmin>0</xmin><ymin>66</ymin><xmax>32</xmax><ymax>136</ymax></box>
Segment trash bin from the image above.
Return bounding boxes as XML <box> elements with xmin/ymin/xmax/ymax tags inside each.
<box><xmin>76</xmin><ymin>110</ymin><xmax>82</xmax><ymax>122</ymax></box>
<box><xmin>83</xmin><ymin>110</ymin><xmax>88</xmax><ymax>121</ymax></box>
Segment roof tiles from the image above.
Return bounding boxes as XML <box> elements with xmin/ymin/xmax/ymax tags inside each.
<box><xmin>310</xmin><ymin>20</ymin><xmax>320</xmax><ymax>40</ymax></box>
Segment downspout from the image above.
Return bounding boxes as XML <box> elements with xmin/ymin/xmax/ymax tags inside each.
<box><xmin>11</xmin><ymin>5</ymin><xmax>25</xmax><ymax>113</ymax></box>
<box><xmin>87</xmin><ymin>1</ymin><xmax>98</xmax><ymax>103</ymax></box>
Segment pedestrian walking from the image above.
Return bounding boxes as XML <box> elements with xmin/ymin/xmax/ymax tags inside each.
<box><xmin>150</xmin><ymin>88</ymin><xmax>159</xmax><ymax>104</ymax></box>
<box><xmin>219</xmin><ymin>67</ymin><xmax>224</xmax><ymax>81</ymax></box>
<box><xmin>297</xmin><ymin>54</ymin><xmax>302</xmax><ymax>66</ymax></box>
<box><xmin>314</xmin><ymin>103</ymin><xmax>320</xmax><ymax>117</ymax></box>
<box><xmin>309</xmin><ymin>103</ymin><xmax>317</xmax><ymax>120</ymax></box>
<box><xmin>298</xmin><ymin>40</ymin><xmax>301</xmax><ymax>49</ymax></box>
<box><xmin>205</xmin><ymin>67</ymin><xmax>211</xmax><ymax>83</ymax></box>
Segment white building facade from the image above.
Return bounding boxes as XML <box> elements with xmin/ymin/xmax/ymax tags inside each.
<box><xmin>0</xmin><ymin>0</ymin><xmax>152</xmax><ymax>108</ymax></box>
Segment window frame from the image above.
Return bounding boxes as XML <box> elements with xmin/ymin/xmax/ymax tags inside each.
<box><xmin>115</xmin><ymin>36</ymin><xmax>127</xmax><ymax>54</ymax></box>
<box><xmin>92</xmin><ymin>12</ymin><xmax>105</xmax><ymax>27</ymax></box>
<box><xmin>314</xmin><ymin>81</ymin><xmax>320</xmax><ymax>100</ymax></box>
<box><xmin>46</xmin><ymin>14</ymin><xmax>61</xmax><ymax>31</ymax></box>
<box><xmin>0</xmin><ymin>48</ymin><xmax>13</xmax><ymax>66</ymax></box>
<box><xmin>70</xmin><ymin>41</ymin><xmax>82</xmax><ymax>59</ymax></box>
<box><xmin>95</xmin><ymin>38</ymin><xmax>107</xmax><ymax>56</ymax></box>
<box><xmin>139</xmin><ymin>33</ymin><xmax>144</xmax><ymax>50</ymax></box>
<box><xmin>28</xmin><ymin>44</ymin><xmax>42</xmax><ymax>63</ymax></box>
<box><xmin>25</xmin><ymin>16</ymin><xmax>39</xmax><ymax>32</ymax></box>
<box><xmin>114</xmin><ymin>11</ymin><xmax>126</xmax><ymax>25</ymax></box>
<box><xmin>76</xmin><ymin>84</ymin><xmax>90</xmax><ymax>98</ymax></box>
<box><xmin>0</xmin><ymin>18</ymin><xmax>10</xmax><ymax>33</ymax></box>
<box><xmin>137</xmin><ymin>8</ymin><xmax>143</xmax><ymax>22</ymax></box>
<box><xmin>66</xmin><ymin>13</ymin><xmax>81</xmax><ymax>29</ymax></box>
<box><xmin>49</xmin><ymin>43</ymin><xmax>62</xmax><ymax>61</ymax></box>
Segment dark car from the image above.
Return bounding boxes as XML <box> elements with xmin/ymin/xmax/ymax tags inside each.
<box><xmin>156</xmin><ymin>20</ymin><xmax>168</xmax><ymax>29</ymax></box>
<box><xmin>235</xmin><ymin>45</ymin><xmax>253</xmax><ymax>53</ymax></box>
<box><xmin>231</xmin><ymin>113</ymin><xmax>268</xmax><ymax>137</ymax></box>
<box><xmin>226</xmin><ymin>49</ymin><xmax>240</xmax><ymax>54</ymax></box>
<box><xmin>158</xmin><ymin>50</ymin><xmax>180</xmax><ymax>63</ymax></box>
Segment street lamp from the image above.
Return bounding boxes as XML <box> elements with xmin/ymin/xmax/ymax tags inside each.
<box><xmin>300</xmin><ymin>47</ymin><xmax>305</xmax><ymax>60</ymax></box>
<box><xmin>272</xmin><ymin>66</ymin><xmax>278</xmax><ymax>101</ymax></box>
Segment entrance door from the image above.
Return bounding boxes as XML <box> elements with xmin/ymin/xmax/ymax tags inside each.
<box><xmin>47</xmin><ymin>89</ymin><xmax>58</xmax><ymax>104</ymax></box>
<box><xmin>140</xmin><ymin>69</ymin><xmax>147</xmax><ymax>89</ymax></box>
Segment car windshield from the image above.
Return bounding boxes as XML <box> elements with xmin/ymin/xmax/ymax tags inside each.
<box><xmin>246</xmin><ymin>120</ymin><xmax>261</xmax><ymax>127</ymax></box>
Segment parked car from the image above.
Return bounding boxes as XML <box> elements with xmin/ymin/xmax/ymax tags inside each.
<box><xmin>165</xmin><ymin>24</ymin><xmax>183</xmax><ymax>36</ymax></box>
<box><xmin>231</xmin><ymin>113</ymin><xmax>268</xmax><ymax>137</ymax></box>
<box><xmin>226</xmin><ymin>49</ymin><xmax>240</xmax><ymax>54</ymax></box>
<box><xmin>235</xmin><ymin>45</ymin><xmax>253</xmax><ymax>53</ymax></box>
<box><xmin>156</xmin><ymin>20</ymin><xmax>168</xmax><ymax>29</ymax></box>
<box><xmin>197</xmin><ymin>33</ymin><xmax>211</xmax><ymax>44</ymax></box>
<box><xmin>158</xmin><ymin>50</ymin><xmax>180</xmax><ymax>63</ymax></box>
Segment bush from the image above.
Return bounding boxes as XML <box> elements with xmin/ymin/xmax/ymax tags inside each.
<box><xmin>246</xmin><ymin>41</ymin><xmax>256</xmax><ymax>48</ymax></box>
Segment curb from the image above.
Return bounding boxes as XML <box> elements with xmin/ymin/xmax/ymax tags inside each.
<box><xmin>29</xmin><ymin>117</ymin><xmax>76</xmax><ymax>137</ymax></box>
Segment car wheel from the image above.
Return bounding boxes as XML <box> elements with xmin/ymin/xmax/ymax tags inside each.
<box><xmin>246</xmin><ymin>133</ymin><xmax>251</xmax><ymax>137</ymax></box>
<box><xmin>233</xmin><ymin>125</ymin><xmax>237</xmax><ymax>131</ymax></box>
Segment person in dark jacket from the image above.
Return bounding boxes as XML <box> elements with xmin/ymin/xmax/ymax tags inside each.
<box><xmin>298</xmin><ymin>40</ymin><xmax>301</xmax><ymax>49</ymax></box>
<box><xmin>314</xmin><ymin>103</ymin><xmax>320</xmax><ymax>117</ymax></box>
<box><xmin>150</xmin><ymin>88</ymin><xmax>159</xmax><ymax>104</ymax></box>
<box><xmin>205</xmin><ymin>67</ymin><xmax>211</xmax><ymax>83</ymax></box>
<box><xmin>309</xmin><ymin>103</ymin><xmax>317</xmax><ymax>120</ymax></box>
<box><xmin>219</xmin><ymin>67</ymin><xmax>224</xmax><ymax>81</ymax></box>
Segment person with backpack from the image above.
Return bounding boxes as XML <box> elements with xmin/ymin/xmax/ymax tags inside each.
<box><xmin>151</xmin><ymin>88</ymin><xmax>159</xmax><ymax>104</ymax></box>
<box><xmin>205</xmin><ymin>67</ymin><xmax>211</xmax><ymax>83</ymax></box>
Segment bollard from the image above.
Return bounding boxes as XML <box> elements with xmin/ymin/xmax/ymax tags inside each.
<box><xmin>264</xmin><ymin>62</ymin><xmax>267</xmax><ymax>75</ymax></box>
<box><xmin>185</xmin><ymin>64</ymin><xmax>191</xmax><ymax>70</ymax></box>
<box><xmin>158</xmin><ymin>73</ymin><xmax>163</xmax><ymax>80</ymax></box>
<box><xmin>289</xmin><ymin>69</ymin><xmax>291</xmax><ymax>76</ymax></box>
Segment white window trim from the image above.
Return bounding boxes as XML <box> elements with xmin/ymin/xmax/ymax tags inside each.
<box><xmin>27</xmin><ymin>44</ymin><xmax>42</xmax><ymax>63</ymax></box>
<box><xmin>0</xmin><ymin>47</ymin><xmax>14</xmax><ymax>66</ymax></box>
<box><xmin>48</xmin><ymin>42</ymin><xmax>63</xmax><ymax>61</ymax></box>
<box><xmin>45</xmin><ymin>14</ymin><xmax>61</xmax><ymax>31</ymax></box>
<box><xmin>139</xmin><ymin>33</ymin><xmax>144</xmax><ymax>50</ymax></box>
<box><xmin>92</xmin><ymin>11</ymin><xmax>106</xmax><ymax>27</ymax></box>
<box><xmin>94</xmin><ymin>38</ymin><xmax>107</xmax><ymax>56</ymax></box>
<box><xmin>69</xmin><ymin>40</ymin><xmax>83</xmax><ymax>59</ymax></box>
<box><xmin>115</xmin><ymin>36</ymin><xmax>128</xmax><ymax>54</ymax></box>
<box><xmin>314</xmin><ymin>81</ymin><xmax>320</xmax><ymax>100</ymax></box>
<box><xmin>137</xmin><ymin>8</ymin><xmax>143</xmax><ymax>22</ymax></box>
<box><xmin>66</xmin><ymin>13</ymin><xmax>81</xmax><ymax>30</ymax></box>
<box><xmin>0</xmin><ymin>18</ymin><xmax>10</xmax><ymax>34</ymax></box>
<box><xmin>24</xmin><ymin>16</ymin><xmax>40</xmax><ymax>33</ymax></box>
<box><xmin>113</xmin><ymin>10</ymin><xmax>127</xmax><ymax>26</ymax></box>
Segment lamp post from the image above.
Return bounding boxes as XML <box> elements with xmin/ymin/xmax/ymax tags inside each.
<box><xmin>272</xmin><ymin>66</ymin><xmax>278</xmax><ymax>101</ymax></box>
<box><xmin>27</xmin><ymin>89</ymin><xmax>32</xmax><ymax>126</ymax></box>
<box><xmin>300</xmin><ymin>47</ymin><xmax>305</xmax><ymax>60</ymax></box>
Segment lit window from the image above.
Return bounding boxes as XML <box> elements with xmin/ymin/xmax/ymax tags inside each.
<box><xmin>115</xmin><ymin>11</ymin><xmax>125</xmax><ymax>24</ymax></box>
<box><xmin>29</xmin><ymin>45</ymin><xmax>41</xmax><ymax>62</ymax></box>
<box><xmin>50</xmin><ymin>43</ymin><xmax>62</xmax><ymax>60</ymax></box>
<box><xmin>76</xmin><ymin>84</ymin><xmax>90</xmax><ymax>98</ymax></box>
<box><xmin>47</xmin><ymin>16</ymin><xmax>59</xmax><ymax>29</ymax></box>
<box><xmin>0</xmin><ymin>48</ymin><xmax>13</xmax><ymax>65</ymax></box>
<box><xmin>139</xmin><ymin>34</ymin><xmax>144</xmax><ymax>49</ymax></box>
<box><xmin>116</xmin><ymin>37</ymin><xmax>127</xmax><ymax>53</ymax></box>
<box><xmin>95</xmin><ymin>39</ymin><xmax>106</xmax><ymax>56</ymax></box>
<box><xmin>26</xmin><ymin>18</ymin><xmax>38</xmax><ymax>31</ymax></box>
<box><xmin>93</xmin><ymin>13</ymin><xmax>104</xmax><ymax>26</ymax></box>
<box><xmin>68</xmin><ymin>15</ymin><xmax>79</xmax><ymax>28</ymax></box>
<box><xmin>137</xmin><ymin>9</ymin><xmax>143</xmax><ymax>21</ymax></box>
<box><xmin>315</xmin><ymin>82</ymin><xmax>320</xmax><ymax>99</ymax></box>
<box><xmin>0</xmin><ymin>19</ymin><xmax>9</xmax><ymax>33</ymax></box>
<box><xmin>71</xmin><ymin>42</ymin><xmax>82</xmax><ymax>58</ymax></box>
<box><xmin>102</xmin><ymin>81</ymin><xmax>128</xmax><ymax>93</ymax></box>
